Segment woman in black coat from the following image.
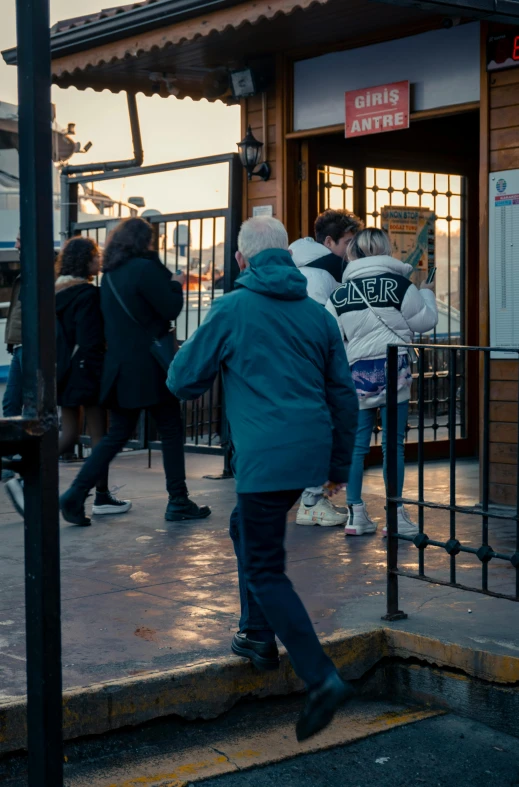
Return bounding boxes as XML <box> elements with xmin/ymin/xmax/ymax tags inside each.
<box><xmin>59</xmin><ymin>218</ymin><xmax>211</xmax><ymax>527</ymax></box>
<box><xmin>56</xmin><ymin>237</ymin><xmax>131</xmax><ymax>518</ymax></box>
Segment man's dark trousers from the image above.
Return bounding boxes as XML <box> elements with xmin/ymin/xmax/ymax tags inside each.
<box><xmin>230</xmin><ymin>489</ymin><xmax>335</xmax><ymax>689</ymax></box>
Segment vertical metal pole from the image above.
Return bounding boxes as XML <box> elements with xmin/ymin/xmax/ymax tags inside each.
<box><xmin>221</xmin><ymin>156</ymin><xmax>242</xmax><ymax>475</ymax></box>
<box><xmin>449</xmin><ymin>348</ymin><xmax>457</xmax><ymax>584</ymax></box>
<box><xmin>482</xmin><ymin>350</ymin><xmax>490</xmax><ymax>592</ymax></box>
<box><xmin>185</xmin><ymin>220</ymin><xmax>191</xmax><ymax>340</ymax></box>
<box><xmin>224</xmin><ymin>154</ymin><xmax>243</xmax><ymax>294</ymax></box>
<box><xmin>459</xmin><ymin>177</ymin><xmax>467</xmax><ymax>438</ymax></box>
<box><xmin>15</xmin><ymin>0</ymin><xmax>63</xmax><ymax>783</ymax></box>
<box><xmin>382</xmin><ymin>345</ymin><xmax>407</xmax><ymax>621</ymax></box>
<box><xmin>204</xmin><ymin>157</ymin><xmax>241</xmax><ymax>481</ymax></box>
<box><xmin>418</xmin><ymin>347</ymin><xmax>425</xmax><ymax>577</ymax></box>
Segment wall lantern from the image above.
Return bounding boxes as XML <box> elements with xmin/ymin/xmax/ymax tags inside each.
<box><xmin>237</xmin><ymin>126</ymin><xmax>271</xmax><ymax>182</ymax></box>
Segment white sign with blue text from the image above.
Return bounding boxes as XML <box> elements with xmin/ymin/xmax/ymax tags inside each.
<box><xmin>489</xmin><ymin>169</ymin><xmax>519</xmax><ymax>359</ymax></box>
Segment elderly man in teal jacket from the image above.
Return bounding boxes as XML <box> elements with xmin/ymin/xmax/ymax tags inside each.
<box><xmin>167</xmin><ymin>216</ymin><xmax>358</xmax><ymax>742</ymax></box>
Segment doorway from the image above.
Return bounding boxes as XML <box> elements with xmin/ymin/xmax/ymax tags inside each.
<box><xmin>295</xmin><ymin>110</ymin><xmax>480</xmax><ymax>460</ymax></box>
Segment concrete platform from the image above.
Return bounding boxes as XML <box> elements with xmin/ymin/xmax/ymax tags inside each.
<box><xmin>0</xmin><ymin>451</ymin><xmax>518</xmax><ymax>751</ymax></box>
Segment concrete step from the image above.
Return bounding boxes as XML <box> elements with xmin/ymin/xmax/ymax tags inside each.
<box><xmin>58</xmin><ymin>698</ymin><xmax>442</xmax><ymax>787</ymax></box>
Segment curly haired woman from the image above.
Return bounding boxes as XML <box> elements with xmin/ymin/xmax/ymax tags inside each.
<box><xmin>56</xmin><ymin>236</ymin><xmax>130</xmax><ymax>521</ymax></box>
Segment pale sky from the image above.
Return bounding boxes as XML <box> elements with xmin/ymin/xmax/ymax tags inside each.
<box><xmin>1</xmin><ymin>1</ymin><xmax>241</xmax><ymax>214</ymax></box>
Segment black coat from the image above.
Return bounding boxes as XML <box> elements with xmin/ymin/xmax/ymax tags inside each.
<box><xmin>56</xmin><ymin>279</ymin><xmax>105</xmax><ymax>407</ymax></box>
<box><xmin>100</xmin><ymin>254</ymin><xmax>183</xmax><ymax>409</ymax></box>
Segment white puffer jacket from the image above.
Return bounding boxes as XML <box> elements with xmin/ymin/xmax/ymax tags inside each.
<box><xmin>326</xmin><ymin>255</ymin><xmax>438</xmax><ymax>409</ymax></box>
<box><xmin>289</xmin><ymin>237</ymin><xmax>344</xmax><ymax>305</ymax></box>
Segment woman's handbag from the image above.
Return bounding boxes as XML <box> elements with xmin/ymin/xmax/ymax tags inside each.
<box><xmin>105</xmin><ymin>273</ymin><xmax>179</xmax><ymax>372</ymax></box>
<box><xmin>349</xmin><ymin>279</ymin><xmax>419</xmax><ymax>365</ymax></box>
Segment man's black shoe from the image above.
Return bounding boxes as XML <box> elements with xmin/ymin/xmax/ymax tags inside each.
<box><xmin>296</xmin><ymin>671</ymin><xmax>355</xmax><ymax>742</ymax></box>
<box><xmin>165</xmin><ymin>496</ymin><xmax>211</xmax><ymax>521</ymax></box>
<box><xmin>60</xmin><ymin>487</ymin><xmax>91</xmax><ymax>527</ymax></box>
<box><xmin>231</xmin><ymin>632</ymin><xmax>280</xmax><ymax>672</ymax></box>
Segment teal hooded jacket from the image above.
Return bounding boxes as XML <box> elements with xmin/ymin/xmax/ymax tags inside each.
<box><xmin>167</xmin><ymin>249</ymin><xmax>359</xmax><ymax>494</ymax></box>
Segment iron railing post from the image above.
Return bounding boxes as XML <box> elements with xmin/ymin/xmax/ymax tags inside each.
<box><xmin>418</xmin><ymin>347</ymin><xmax>425</xmax><ymax>576</ymax></box>
<box><xmin>449</xmin><ymin>348</ymin><xmax>457</xmax><ymax>584</ymax></box>
<box><xmin>383</xmin><ymin>344</ymin><xmax>407</xmax><ymax>621</ymax></box>
<box><xmin>15</xmin><ymin>0</ymin><xmax>63</xmax><ymax>783</ymax></box>
<box><xmin>205</xmin><ymin>155</ymin><xmax>241</xmax><ymax>480</ymax></box>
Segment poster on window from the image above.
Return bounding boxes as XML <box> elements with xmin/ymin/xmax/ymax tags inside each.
<box><xmin>381</xmin><ymin>206</ymin><xmax>435</xmax><ymax>272</ymax></box>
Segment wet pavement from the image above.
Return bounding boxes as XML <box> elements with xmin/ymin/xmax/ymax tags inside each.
<box><xmin>0</xmin><ymin>452</ymin><xmax>518</xmax><ymax>700</ymax></box>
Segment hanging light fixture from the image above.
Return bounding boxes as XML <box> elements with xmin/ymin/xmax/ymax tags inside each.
<box><xmin>237</xmin><ymin>126</ymin><xmax>271</xmax><ymax>182</ymax></box>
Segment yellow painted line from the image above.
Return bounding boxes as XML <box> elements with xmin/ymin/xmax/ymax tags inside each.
<box><xmin>102</xmin><ymin>705</ymin><xmax>444</xmax><ymax>787</ymax></box>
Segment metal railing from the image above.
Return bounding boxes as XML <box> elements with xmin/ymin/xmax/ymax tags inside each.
<box><xmin>384</xmin><ymin>343</ymin><xmax>519</xmax><ymax>622</ymax></box>
<box><xmin>64</xmin><ymin>154</ymin><xmax>242</xmax><ymax>474</ymax></box>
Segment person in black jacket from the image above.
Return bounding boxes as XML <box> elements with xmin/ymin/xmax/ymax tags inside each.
<box><xmin>59</xmin><ymin>217</ymin><xmax>211</xmax><ymax>527</ymax></box>
<box><xmin>56</xmin><ymin>237</ymin><xmax>131</xmax><ymax>519</ymax></box>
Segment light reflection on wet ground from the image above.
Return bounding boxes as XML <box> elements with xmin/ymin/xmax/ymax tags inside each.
<box><xmin>0</xmin><ymin>453</ymin><xmax>517</xmax><ymax>697</ymax></box>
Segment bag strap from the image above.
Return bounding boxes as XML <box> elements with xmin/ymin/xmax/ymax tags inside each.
<box><xmin>104</xmin><ymin>273</ymin><xmax>141</xmax><ymax>327</ymax></box>
<box><xmin>349</xmin><ymin>278</ymin><xmax>410</xmax><ymax>348</ymax></box>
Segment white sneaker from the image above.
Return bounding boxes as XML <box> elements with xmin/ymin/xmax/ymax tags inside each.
<box><xmin>344</xmin><ymin>503</ymin><xmax>377</xmax><ymax>536</ymax></box>
<box><xmin>92</xmin><ymin>489</ymin><xmax>132</xmax><ymax>516</ymax></box>
<box><xmin>296</xmin><ymin>497</ymin><xmax>347</xmax><ymax>527</ymax></box>
<box><xmin>382</xmin><ymin>506</ymin><xmax>419</xmax><ymax>537</ymax></box>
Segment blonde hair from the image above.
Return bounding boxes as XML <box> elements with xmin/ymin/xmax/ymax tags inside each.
<box><xmin>346</xmin><ymin>228</ymin><xmax>392</xmax><ymax>261</ymax></box>
<box><xmin>238</xmin><ymin>217</ymin><xmax>289</xmax><ymax>262</ymax></box>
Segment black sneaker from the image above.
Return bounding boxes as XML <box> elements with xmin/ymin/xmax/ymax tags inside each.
<box><xmin>60</xmin><ymin>487</ymin><xmax>91</xmax><ymax>527</ymax></box>
<box><xmin>231</xmin><ymin>632</ymin><xmax>280</xmax><ymax>672</ymax></box>
<box><xmin>92</xmin><ymin>490</ymin><xmax>132</xmax><ymax>516</ymax></box>
<box><xmin>5</xmin><ymin>477</ymin><xmax>24</xmax><ymax>516</ymax></box>
<box><xmin>296</xmin><ymin>671</ymin><xmax>355</xmax><ymax>742</ymax></box>
<box><xmin>165</xmin><ymin>496</ymin><xmax>211</xmax><ymax>522</ymax></box>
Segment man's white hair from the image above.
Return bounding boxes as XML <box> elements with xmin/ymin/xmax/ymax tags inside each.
<box><xmin>237</xmin><ymin>217</ymin><xmax>289</xmax><ymax>262</ymax></box>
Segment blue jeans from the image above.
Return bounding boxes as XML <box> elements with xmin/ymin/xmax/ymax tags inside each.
<box><xmin>347</xmin><ymin>401</ymin><xmax>409</xmax><ymax>505</ymax></box>
<box><xmin>2</xmin><ymin>347</ymin><xmax>23</xmax><ymax>417</ymax></box>
<box><xmin>229</xmin><ymin>490</ymin><xmax>336</xmax><ymax>689</ymax></box>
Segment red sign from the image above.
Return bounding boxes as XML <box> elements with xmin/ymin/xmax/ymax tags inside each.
<box><xmin>345</xmin><ymin>80</ymin><xmax>409</xmax><ymax>139</ymax></box>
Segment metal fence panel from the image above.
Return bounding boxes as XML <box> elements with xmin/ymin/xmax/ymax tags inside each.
<box><xmin>65</xmin><ymin>154</ymin><xmax>242</xmax><ymax>467</ymax></box>
<box><xmin>384</xmin><ymin>343</ymin><xmax>519</xmax><ymax>620</ymax></box>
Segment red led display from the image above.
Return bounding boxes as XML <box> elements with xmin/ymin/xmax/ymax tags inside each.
<box><xmin>487</xmin><ymin>32</ymin><xmax>519</xmax><ymax>71</ymax></box>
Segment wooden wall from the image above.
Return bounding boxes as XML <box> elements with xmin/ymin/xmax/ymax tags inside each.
<box><xmin>241</xmin><ymin>56</ymin><xmax>292</xmax><ymax>227</ymax></box>
<box><xmin>487</xmin><ymin>59</ymin><xmax>519</xmax><ymax>505</ymax></box>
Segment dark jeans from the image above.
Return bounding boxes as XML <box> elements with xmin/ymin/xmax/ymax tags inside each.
<box><xmin>230</xmin><ymin>490</ymin><xmax>335</xmax><ymax>689</ymax></box>
<box><xmin>3</xmin><ymin>347</ymin><xmax>22</xmax><ymax>417</ymax></box>
<box><xmin>71</xmin><ymin>399</ymin><xmax>187</xmax><ymax>498</ymax></box>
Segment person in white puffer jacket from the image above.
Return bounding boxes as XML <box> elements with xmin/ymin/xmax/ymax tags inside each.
<box><xmin>326</xmin><ymin>228</ymin><xmax>438</xmax><ymax>538</ymax></box>
<box><xmin>290</xmin><ymin>209</ymin><xmax>363</xmax><ymax>528</ymax></box>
